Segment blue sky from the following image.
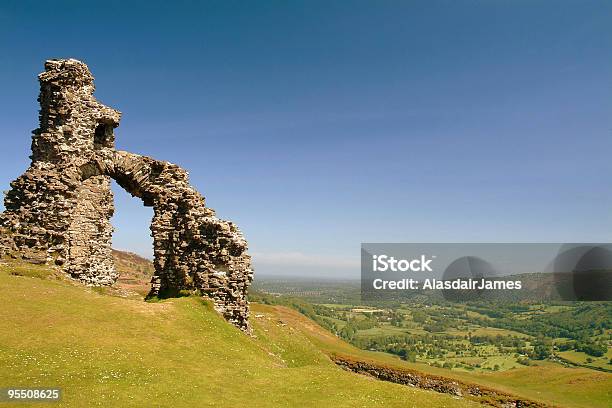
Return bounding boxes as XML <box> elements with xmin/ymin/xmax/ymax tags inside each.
<box><xmin>1</xmin><ymin>1</ymin><xmax>611</xmax><ymax>277</ymax></box>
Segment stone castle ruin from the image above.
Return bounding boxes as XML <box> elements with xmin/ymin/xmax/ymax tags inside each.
<box><xmin>0</xmin><ymin>59</ymin><xmax>253</xmax><ymax>332</ymax></box>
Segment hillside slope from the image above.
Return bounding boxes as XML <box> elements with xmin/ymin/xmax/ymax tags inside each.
<box><xmin>0</xmin><ymin>260</ymin><xmax>478</xmax><ymax>408</ymax></box>
<box><xmin>253</xmin><ymin>305</ymin><xmax>611</xmax><ymax>408</ymax></box>
<box><xmin>111</xmin><ymin>249</ymin><xmax>155</xmax><ymax>297</ymax></box>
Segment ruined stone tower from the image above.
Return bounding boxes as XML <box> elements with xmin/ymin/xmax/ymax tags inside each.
<box><xmin>0</xmin><ymin>59</ymin><xmax>253</xmax><ymax>331</ymax></box>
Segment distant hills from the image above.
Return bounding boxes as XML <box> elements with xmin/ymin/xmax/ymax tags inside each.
<box><xmin>111</xmin><ymin>249</ymin><xmax>154</xmax><ymax>296</ymax></box>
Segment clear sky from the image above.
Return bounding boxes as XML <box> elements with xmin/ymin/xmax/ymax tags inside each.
<box><xmin>1</xmin><ymin>1</ymin><xmax>611</xmax><ymax>277</ymax></box>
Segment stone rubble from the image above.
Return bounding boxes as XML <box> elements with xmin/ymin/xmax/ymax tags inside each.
<box><xmin>0</xmin><ymin>59</ymin><xmax>253</xmax><ymax>332</ymax></box>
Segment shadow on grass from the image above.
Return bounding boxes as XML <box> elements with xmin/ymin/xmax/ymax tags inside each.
<box><xmin>145</xmin><ymin>287</ymin><xmax>198</xmax><ymax>302</ymax></box>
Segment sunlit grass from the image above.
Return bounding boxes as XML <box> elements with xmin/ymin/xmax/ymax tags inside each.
<box><xmin>0</xmin><ymin>262</ymin><xmax>477</xmax><ymax>408</ymax></box>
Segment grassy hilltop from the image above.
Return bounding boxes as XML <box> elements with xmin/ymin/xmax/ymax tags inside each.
<box><xmin>1</xmin><ymin>256</ymin><xmax>610</xmax><ymax>407</ymax></box>
<box><xmin>0</xmin><ymin>259</ymin><xmax>477</xmax><ymax>408</ymax></box>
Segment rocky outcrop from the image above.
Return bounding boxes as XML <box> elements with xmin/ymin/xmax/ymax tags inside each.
<box><xmin>0</xmin><ymin>59</ymin><xmax>253</xmax><ymax>332</ymax></box>
<box><xmin>332</xmin><ymin>356</ymin><xmax>550</xmax><ymax>407</ymax></box>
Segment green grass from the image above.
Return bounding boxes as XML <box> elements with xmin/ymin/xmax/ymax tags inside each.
<box><xmin>0</xmin><ymin>263</ymin><xmax>478</xmax><ymax>408</ymax></box>
<box><xmin>355</xmin><ymin>324</ymin><xmax>409</xmax><ymax>337</ymax></box>
<box><xmin>317</xmin><ymin>303</ymin><xmax>354</xmax><ymax>309</ymax></box>
<box><xmin>320</xmin><ymin>315</ymin><xmax>347</xmax><ymax>328</ymax></box>
<box><xmin>0</xmin><ymin>259</ymin><xmax>59</xmax><ymax>279</ymax></box>
<box><xmin>263</xmin><ymin>305</ymin><xmax>612</xmax><ymax>408</ymax></box>
<box><xmin>558</xmin><ymin>350</ymin><xmax>612</xmax><ymax>370</ymax></box>
<box><xmin>444</xmin><ymin>326</ymin><xmax>531</xmax><ymax>338</ymax></box>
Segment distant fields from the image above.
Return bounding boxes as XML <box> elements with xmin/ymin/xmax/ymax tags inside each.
<box><xmin>252</xmin><ymin>278</ymin><xmax>612</xmax><ymax>407</ymax></box>
<box><xmin>558</xmin><ymin>349</ymin><xmax>612</xmax><ymax>370</ymax></box>
<box><xmin>259</xmin><ymin>304</ymin><xmax>612</xmax><ymax>408</ymax></box>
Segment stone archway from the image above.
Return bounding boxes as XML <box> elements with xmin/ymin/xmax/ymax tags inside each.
<box><xmin>78</xmin><ymin>149</ymin><xmax>253</xmax><ymax>329</ymax></box>
<box><xmin>0</xmin><ymin>59</ymin><xmax>253</xmax><ymax>332</ymax></box>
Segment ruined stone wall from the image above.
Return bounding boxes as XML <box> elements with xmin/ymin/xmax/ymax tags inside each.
<box><xmin>0</xmin><ymin>59</ymin><xmax>253</xmax><ymax>331</ymax></box>
<box><xmin>78</xmin><ymin>150</ymin><xmax>252</xmax><ymax>328</ymax></box>
<box><xmin>2</xmin><ymin>59</ymin><xmax>119</xmax><ymax>284</ymax></box>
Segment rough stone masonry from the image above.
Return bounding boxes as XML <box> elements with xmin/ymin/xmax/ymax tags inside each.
<box><xmin>0</xmin><ymin>59</ymin><xmax>253</xmax><ymax>332</ymax></box>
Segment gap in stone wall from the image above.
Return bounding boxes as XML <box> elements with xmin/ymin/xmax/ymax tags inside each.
<box><xmin>110</xmin><ymin>180</ymin><xmax>154</xmax><ymax>260</ymax></box>
<box><xmin>93</xmin><ymin>123</ymin><xmax>114</xmax><ymax>149</ymax></box>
